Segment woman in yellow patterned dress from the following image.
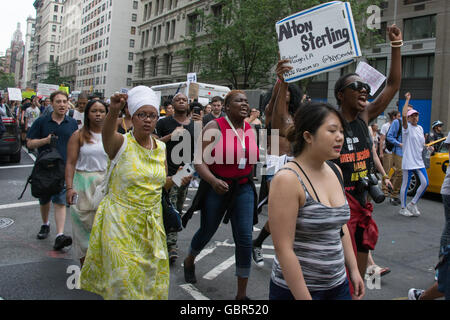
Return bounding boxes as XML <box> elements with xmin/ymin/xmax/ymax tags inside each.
<box><xmin>80</xmin><ymin>86</ymin><xmax>175</xmax><ymax>300</ymax></box>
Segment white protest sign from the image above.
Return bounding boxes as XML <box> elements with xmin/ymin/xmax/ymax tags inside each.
<box><xmin>355</xmin><ymin>61</ymin><xmax>386</xmax><ymax>96</ymax></box>
<box><xmin>276</xmin><ymin>1</ymin><xmax>361</xmax><ymax>82</ymax></box>
<box><xmin>37</xmin><ymin>83</ymin><xmax>60</xmax><ymax>98</ymax></box>
<box><xmin>7</xmin><ymin>88</ymin><xmax>22</xmax><ymax>101</ymax></box>
<box><xmin>187</xmin><ymin>73</ymin><xmax>197</xmax><ymax>84</ymax></box>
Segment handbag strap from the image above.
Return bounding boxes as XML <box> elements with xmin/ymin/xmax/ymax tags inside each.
<box><xmin>103</xmin><ymin>134</ymin><xmax>128</xmax><ymax>192</ymax></box>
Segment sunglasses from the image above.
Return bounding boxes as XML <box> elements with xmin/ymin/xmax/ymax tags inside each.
<box><xmin>340</xmin><ymin>81</ymin><xmax>371</xmax><ymax>93</ymax></box>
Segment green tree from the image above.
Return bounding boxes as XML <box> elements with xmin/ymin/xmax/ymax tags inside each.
<box><xmin>44</xmin><ymin>62</ymin><xmax>70</xmax><ymax>86</ymax></box>
<box><xmin>0</xmin><ymin>72</ymin><xmax>16</xmax><ymax>90</ymax></box>
<box><xmin>182</xmin><ymin>0</ymin><xmax>383</xmax><ymax>89</ymax></box>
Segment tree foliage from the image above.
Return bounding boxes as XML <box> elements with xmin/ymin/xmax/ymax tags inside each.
<box><xmin>44</xmin><ymin>62</ymin><xmax>70</xmax><ymax>86</ymax></box>
<box><xmin>182</xmin><ymin>0</ymin><xmax>383</xmax><ymax>89</ymax></box>
<box><xmin>0</xmin><ymin>72</ymin><xmax>16</xmax><ymax>90</ymax></box>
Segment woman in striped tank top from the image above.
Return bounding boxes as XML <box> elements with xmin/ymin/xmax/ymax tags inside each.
<box><xmin>268</xmin><ymin>102</ymin><xmax>364</xmax><ymax>300</ymax></box>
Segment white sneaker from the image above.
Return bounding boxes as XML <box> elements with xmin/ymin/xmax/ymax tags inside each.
<box><xmin>407</xmin><ymin>203</ymin><xmax>421</xmax><ymax>217</ymax></box>
<box><xmin>399</xmin><ymin>208</ymin><xmax>413</xmax><ymax>217</ymax></box>
<box><xmin>252</xmin><ymin>246</ymin><xmax>264</xmax><ymax>267</ymax></box>
<box><xmin>408</xmin><ymin>288</ymin><xmax>424</xmax><ymax>300</ymax></box>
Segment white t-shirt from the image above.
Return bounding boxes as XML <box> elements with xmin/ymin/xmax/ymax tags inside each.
<box><xmin>76</xmin><ymin>132</ymin><xmax>108</xmax><ymax>172</ymax></box>
<box><xmin>25</xmin><ymin>107</ymin><xmax>41</xmax><ymax>128</ymax></box>
<box><xmin>73</xmin><ymin>110</ymin><xmax>84</xmax><ymax>129</ymax></box>
<box><xmin>380</xmin><ymin>122</ymin><xmax>392</xmax><ymax>154</ymax></box>
<box><xmin>440</xmin><ymin>133</ymin><xmax>450</xmax><ymax>195</ymax></box>
<box><xmin>402</xmin><ymin>123</ymin><xmax>425</xmax><ymax>170</ymax></box>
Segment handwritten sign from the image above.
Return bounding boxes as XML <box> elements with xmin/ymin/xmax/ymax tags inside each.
<box><xmin>355</xmin><ymin>61</ymin><xmax>386</xmax><ymax>96</ymax></box>
<box><xmin>37</xmin><ymin>83</ymin><xmax>60</xmax><ymax>98</ymax></box>
<box><xmin>7</xmin><ymin>88</ymin><xmax>22</xmax><ymax>101</ymax></box>
<box><xmin>276</xmin><ymin>1</ymin><xmax>361</xmax><ymax>82</ymax></box>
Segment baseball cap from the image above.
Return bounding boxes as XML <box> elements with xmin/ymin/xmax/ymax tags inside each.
<box><xmin>432</xmin><ymin>120</ymin><xmax>443</xmax><ymax>128</ymax></box>
<box><xmin>407</xmin><ymin>109</ymin><xmax>419</xmax><ymax>117</ymax></box>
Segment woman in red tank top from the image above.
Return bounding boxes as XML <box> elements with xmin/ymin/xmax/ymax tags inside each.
<box><xmin>183</xmin><ymin>90</ymin><xmax>259</xmax><ymax>300</ymax></box>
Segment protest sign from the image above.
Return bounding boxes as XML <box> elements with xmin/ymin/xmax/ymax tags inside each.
<box><xmin>37</xmin><ymin>83</ymin><xmax>60</xmax><ymax>98</ymax></box>
<box><xmin>276</xmin><ymin>1</ymin><xmax>361</xmax><ymax>82</ymax></box>
<box><xmin>187</xmin><ymin>73</ymin><xmax>197</xmax><ymax>84</ymax></box>
<box><xmin>355</xmin><ymin>61</ymin><xmax>386</xmax><ymax>96</ymax></box>
<box><xmin>7</xmin><ymin>88</ymin><xmax>22</xmax><ymax>101</ymax></box>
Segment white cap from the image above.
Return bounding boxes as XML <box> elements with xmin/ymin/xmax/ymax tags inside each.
<box><xmin>127</xmin><ymin>86</ymin><xmax>160</xmax><ymax>117</ymax></box>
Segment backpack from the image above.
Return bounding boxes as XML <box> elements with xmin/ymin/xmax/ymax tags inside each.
<box><xmin>385</xmin><ymin>119</ymin><xmax>401</xmax><ymax>152</ymax></box>
<box><xmin>18</xmin><ymin>146</ymin><xmax>65</xmax><ymax>200</ymax></box>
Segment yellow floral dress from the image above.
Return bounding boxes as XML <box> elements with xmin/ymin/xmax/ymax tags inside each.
<box><xmin>80</xmin><ymin>132</ymin><xmax>169</xmax><ymax>300</ymax></box>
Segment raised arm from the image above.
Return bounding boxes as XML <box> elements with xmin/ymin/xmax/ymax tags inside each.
<box><xmin>402</xmin><ymin>92</ymin><xmax>411</xmax><ymax>129</ymax></box>
<box><xmin>271</xmin><ymin>59</ymin><xmax>294</xmax><ymax>136</ymax></box>
<box><xmin>364</xmin><ymin>25</ymin><xmax>403</xmax><ymax>123</ymax></box>
<box><xmin>103</xmin><ymin>93</ymin><xmax>127</xmax><ymax>160</ymax></box>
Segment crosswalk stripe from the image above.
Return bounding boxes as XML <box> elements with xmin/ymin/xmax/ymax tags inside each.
<box><xmin>0</xmin><ymin>201</ymin><xmax>39</xmax><ymax>210</ymax></box>
<box><xmin>179</xmin><ymin>284</ymin><xmax>210</xmax><ymax>300</ymax></box>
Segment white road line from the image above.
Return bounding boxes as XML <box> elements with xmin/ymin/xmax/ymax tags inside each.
<box><xmin>263</xmin><ymin>254</ymin><xmax>275</xmax><ymax>259</ymax></box>
<box><xmin>203</xmin><ymin>255</ymin><xmax>235</xmax><ymax>280</ymax></box>
<box><xmin>179</xmin><ymin>284</ymin><xmax>210</xmax><ymax>300</ymax></box>
<box><xmin>0</xmin><ymin>201</ymin><xmax>39</xmax><ymax>210</ymax></box>
<box><xmin>195</xmin><ymin>246</ymin><xmax>217</xmax><ymax>264</ymax></box>
<box><xmin>0</xmin><ymin>164</ymin><xmax>34</xmax><ymax>170</ymax></box>
<box><xmin>22</xmin><ymin>147</ymin><xmax>36</xmax><ymax>162</ymax></box>
<box><xmin>214</xmin><ymin>239</ymin><xmax>274</xmax><ymax>250</ymax></box>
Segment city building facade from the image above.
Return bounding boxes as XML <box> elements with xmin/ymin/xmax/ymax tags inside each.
<box><xmin>75</xmin><ymin>0</ymin><xmax>139</xmax><ymax>98</ymax></box>
<box><xmin>31</xmin><ymin>0</ymin><xmax>64</xmax><ymax>90</ymax></box>
<box><xmin>4</xmin><ymin>23</ymin><xmax>25</xmax><ymax>87</ymax></box>
<box><xmin>23</xmin><ymin>17</ymin><xmax>36</xmax><ymax>89</ymax></box>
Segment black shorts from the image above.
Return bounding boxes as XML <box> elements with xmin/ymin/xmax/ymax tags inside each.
<box><xmin>354</xmin><ymin>226</ymin><xmax>369</xmax><ymax>253</ymax></box>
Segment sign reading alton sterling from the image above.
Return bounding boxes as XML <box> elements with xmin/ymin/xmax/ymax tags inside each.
<box><xmin>276</xmin><ymin>1</ymin><xmax>361</xmax><ymax>82</ymax></box>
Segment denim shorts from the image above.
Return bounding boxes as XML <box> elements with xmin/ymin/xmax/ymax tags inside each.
<box><xmin>39</xmin><ymin>187</ymin><xmax>67</xmax><ymax>206</ymax></box>
<box><xmin>269</xmin><ymin>278</ymin><xmax>351</xmax><ymax>300</ymax></box>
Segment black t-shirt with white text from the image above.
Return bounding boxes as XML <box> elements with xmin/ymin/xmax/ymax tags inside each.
<box><xmin>332</xmin><ymin>117</ymin><xmax>373</xmax><ymax>206</ymax></box>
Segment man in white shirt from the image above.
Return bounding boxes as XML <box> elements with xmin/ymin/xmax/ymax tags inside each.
<box><xmin>72</xmin><ymin>93</ymin><xmax>89</xmax><ymax>129</ymax></box>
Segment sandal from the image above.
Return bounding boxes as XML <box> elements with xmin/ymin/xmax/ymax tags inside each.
<box><xmin>366</xmin><ymin>265</ymin><xmax>391</xmax><ymax>278</ymax></box>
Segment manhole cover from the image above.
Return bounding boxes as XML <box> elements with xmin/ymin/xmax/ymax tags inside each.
<box><xmin>0</xmin><ymin>217</ymin><xmax>14</xmax><ymax>229</ymax></box>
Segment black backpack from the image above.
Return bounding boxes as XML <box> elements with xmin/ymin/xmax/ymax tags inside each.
<box><xmin>385</xmin><ymin>119</ymin><xmax>401</xmax><ymax>152</ymax></box>
<box><xmin>18</xmin><ymin>146</ymin><xmax>65</xmax><ymax>200</ymax></box>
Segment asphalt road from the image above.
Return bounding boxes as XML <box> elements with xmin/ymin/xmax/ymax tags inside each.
<box><xmin>0</xmin><ymin>148</ymin><xmax>446</xmax><ymax>300</ymax></box>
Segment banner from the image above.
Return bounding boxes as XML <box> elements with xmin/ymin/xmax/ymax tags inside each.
<box><xmin>276</xmin><ymin>1</ymin><xmax>361</xmax><ymax>82</ymax></box>
<box><xmin>37</xmin><ymin>83</ymin><xmax>60</xmax><ymax>98</ymax></box>
<box><xmin>7</xmin><ymin>88</ymin><xmax>22</xmax><ymax>101</ymax></box>
<box><xmin>22</xmin><ymin>91</ymin><xmax>36</xmax><ymax>99</ymax></box>
<box><xmin>355</xmin><ymin>61</ymin><xmax>386</xmax><ymax>96</ymax></box>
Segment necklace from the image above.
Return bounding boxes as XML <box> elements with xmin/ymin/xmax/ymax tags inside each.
<box><xmin>131</xmin><ymin>130</ymin><xmax>154</xmax><ymax>151</ymax></box>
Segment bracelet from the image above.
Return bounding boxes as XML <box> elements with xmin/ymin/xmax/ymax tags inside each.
<box><xmin>390</xmin><ymin>40</ymin><xmax>403</xmax><ymax>48</ymax></box>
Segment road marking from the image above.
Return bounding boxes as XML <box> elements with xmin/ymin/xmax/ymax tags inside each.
<box><xmin>0</xmin><ymin>201</ymin><xmax>39</xmax><ymax>210</ymax></box>
<box><xmin>0</xmin><ymin>164</ymin><xmax>34</xmax><ymax>169</ymax></box>
<box><xmin>203</xmin><ymin>255</ymin><xmax>236</xmax><ymax>280</ymax></box>
<box><xmin>179</xmin><ymin>284</ymin><xmax>210</xmax><ymax>300</ymax></box>
<box><xmin>22</xmin><ymin>147</ymin><xmax>36</xmax><ymax>162</ymax></box>
<box><xmin>214</xmin><ymin>239</ymin><xmax>274</xmax><ymax>250</ymax></box>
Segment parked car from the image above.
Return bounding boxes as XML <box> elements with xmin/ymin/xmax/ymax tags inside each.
<box><xmin>0</xmin><ymin>106</ymin><xmax>21</xmax><ymax>163</ymax></box>
<box><xmin>408</xmin><ymin>137</ymin><xmax>448</xmax><ymax>195</ymax></box>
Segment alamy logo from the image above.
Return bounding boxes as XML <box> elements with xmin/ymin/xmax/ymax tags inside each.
<box><xmin>366</xmin><ymin>5</ymin><xmax>381</xmax><ymax>31</ymax></box>
<box><xmin>66</xmin><ymin>265</ymin><xmax>81</xmax><ymax>290</ymax></box>
<box><xmin>365</xmin><ymin>265</ymin><xmax>382</xmax><ymax>290</ymax></box>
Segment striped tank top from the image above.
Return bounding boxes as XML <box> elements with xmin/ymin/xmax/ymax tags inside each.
<box><xmin>271</xmin><ymin>165</ymin><xmax>350</xmax><ymax>291</ymax></box>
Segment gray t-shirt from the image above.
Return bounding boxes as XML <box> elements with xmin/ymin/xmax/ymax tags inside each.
<box><xmin>440</xmin><ymin>132</ymin><xmax>450</xmax><ymax>195</ymax></box>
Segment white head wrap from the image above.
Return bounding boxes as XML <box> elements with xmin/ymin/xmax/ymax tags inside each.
<box><xmin>127</xmin><ymin>86</ymin><xmax>160</xmax><ymax>117</ymax></box>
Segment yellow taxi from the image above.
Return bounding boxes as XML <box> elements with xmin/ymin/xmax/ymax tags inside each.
<box><xmin>408</xmin><ymin>137</ymin><xmax>449</xmax><ymax>195</ymax></box>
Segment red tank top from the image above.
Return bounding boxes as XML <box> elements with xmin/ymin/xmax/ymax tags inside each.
<box><xmin>209</xmin><ymin>117</ymin><xmax>259</xmax><ymax>184</ymax></box>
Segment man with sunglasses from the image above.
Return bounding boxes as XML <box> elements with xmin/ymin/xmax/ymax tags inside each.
<box><xmin>332</xmin><ymin>24</ymin><xmax>403</xmax><ymax>283</ymax></box>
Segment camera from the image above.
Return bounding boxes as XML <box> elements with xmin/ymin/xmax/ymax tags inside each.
<box><xmin>355</xmin><ymin>173</ymin><xmax>385</xmax><ymax>203</ymax></box>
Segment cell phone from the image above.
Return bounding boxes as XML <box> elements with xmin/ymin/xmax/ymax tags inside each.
<box><xmin>172</xmin><ymin>164</ymin><xmax>195</xmax><ymax>187</ymax></box>
<box><xmin>193</xmin><ymin>106</ymin><xmax>202</xmax><ymax>115</ymax></box>
<box><xmin>72</xmin><ymin>194</ymin><xmax>78</xmax><ymax>205</ymax></box>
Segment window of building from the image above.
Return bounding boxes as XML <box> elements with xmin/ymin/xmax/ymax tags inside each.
<box><xmin>165</xmin><ymin>22</ymin><xmax>170</xmax><ymax>42</ymax></box>
<box><xmin>151</xmin><ymin>57</ymin><xmax>158</xmax><ymax>76</ymax></box>
<box><xmin>133</xmin><ymin>1</ymin><xmax>138</xmax><ymax>10</ymax></box>
<box><xmin>188</xmin><ymin>14</ymin><xmax>202</xmax><ymax>34</ymax></box>
<box><xmin>129</xmin><ymin>52</ymin><xmax>134</xmax><ymax>61</ymax></box>
<box><xmin>164</xmin><ymin>54</ymin><xmax>172</xmax><ymax>75</ymax></box>
<box><xmin>132</xmin><ymin>13</ymin><xmax>137</xmax><ymax>22</ymax></box>
<box><xmin>52</xmin><ymin>25</ymin><xmax>57</xmax><ymax>32</ymax></box>
<box><xmin>127</xmin><ymin>78</ymin><xmax>132</xmax><ymax>86</ymax></box>
<box><xmin>170</xmin><ymin>20</ymin><xmax>175</xmax><ymax>39</ymax></box>
<box><xmin>367</xmin><ymin>57</ymin><xmax>387</xmax><ymax>76</ymax></box>
<box><xmin>128</xmin><ymin>65</ymin><xmax>133</xmax><ymax>73</ymax></box>
<box><xmin>131</xmin><ymin>26</ymin><xmax>136</xmax><ymax>35</ymax></box>
<box><xmin>130</xmin><ymin>39</ymin><xmax>135</xmax><ymax>48</ymax></box>
<box><xmin>404</xmin><ymin>15</ymin><xmax>436</xmax><ymax>41</ymax></box>
<box><xmin>403</xmin><ymin>54</ymin><xmax>434</xmax><ymax>79</ymax></box>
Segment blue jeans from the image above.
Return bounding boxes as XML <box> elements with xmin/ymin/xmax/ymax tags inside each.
<box><xmin>269</xmin><ymin>279</ymin><xmax>351</xmax><ymax>300</ymax></box>
<box><xmin>189</xmin><ymin>183</ymin><xmax>254</xmax><ymax>278</ymax></box>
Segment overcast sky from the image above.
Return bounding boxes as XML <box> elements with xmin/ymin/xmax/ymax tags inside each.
<box><xmin>0</xmin><ymin>0</ymin><xmax>36</xmax><ymax>55</ymax></box>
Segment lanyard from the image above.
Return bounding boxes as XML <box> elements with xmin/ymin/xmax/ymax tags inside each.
<box><xmin>225</xmin><ymin>116</ymin><xmax>246</xmax><ymax>153</ymax></box>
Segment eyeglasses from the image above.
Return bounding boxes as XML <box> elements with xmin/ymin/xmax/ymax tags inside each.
<box><xmin>340</xmin><ymin>81</ymin><xmax>371</xmax><ymax>93</ymax></box>
<box><xmin>135</xmin><ymin>112</ymin><xmax>158</xmax><ymax>121</ymax></box>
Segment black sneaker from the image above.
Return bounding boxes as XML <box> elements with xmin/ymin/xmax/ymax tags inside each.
<box><xmin>53</xmin><ymin>234</ymin><xmax>72</xmax><ymax>251</ymax></box>
<box><xmin>37</xmin><ymin>225</ymin><xmax>50</xmax><ymax>240</ymax></box>
<box><xmin>184</xmin><ymin>262</ymin><xmax>197</xmax><ymax>284</ymax></box>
